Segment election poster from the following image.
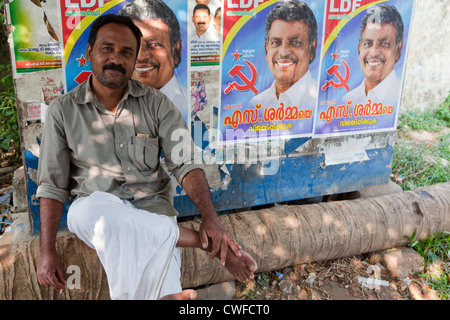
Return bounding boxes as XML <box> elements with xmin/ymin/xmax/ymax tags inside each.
<box><xmin>219</xmin><ymin>0</ymin><xmax>324</xmax><ymax>144</ymax></box>
<box><xmin>7</xmin><ymin>0</ymin><xmax>62</xmax><ymax>74</ymax></box>
<box><xmin>188</xmin><ymin>0</ymin><xmax>222</xmax><ymax>67</ymax></box>
<box><xmin>45</xmin><ymin>0</ymin><xmax>413</xmax><ymax>142</ymax></box>
<box><xmin>58</xmin><ymin>0</ymin><xmax>189</xmax><ymax>125</ymax></box>
<box><xmin>315</xmin><ymin>0</ymin><xmax>414</xmax><ymax>135</ymax></box>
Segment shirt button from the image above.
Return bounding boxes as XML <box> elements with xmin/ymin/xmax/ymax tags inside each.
<box><xmin>127</xmin><ymin>167</ymin><xmax>131</xmax><ymax>171</ymax></box>
<box><xmin>119</xmin><ymin>143</ymin><xmax>124</xmax><ymax>148</ymax></box>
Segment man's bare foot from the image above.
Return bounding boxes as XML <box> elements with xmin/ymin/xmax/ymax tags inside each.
<box><xmin>160</xmin><ymin>289</ymin><xmax>197</xmax><ymax>300</ymax></box>
<box><xmin>225</xmin><ymin>250</ymin><xmax>258</xmax><ymax>283</ymax></box>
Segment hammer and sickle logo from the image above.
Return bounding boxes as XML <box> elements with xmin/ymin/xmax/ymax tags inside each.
<box><xmin>321</xmin><ymin>60</ymin><xmax>351</xmax><ymax>91</ymax></box>
<box><xmin>224</xmin><ymin>60</ymin><xmax>258</xmax><ymax>94</ymax></box>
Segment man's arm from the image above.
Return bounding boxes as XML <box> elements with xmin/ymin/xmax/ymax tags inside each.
<box><xmin>36</xmin><ymin>197</ymin><xmax>66</xmax><ymax>290</ymax></box>
<box><xmin>181</xmin><ymin>168</ymin><xmax>242</xmax><ymax>266</ymax></box>
<box><xmin>155</xmin><ymin>96</ymin><xmax>242</xmax><ymax>264</ymax></box>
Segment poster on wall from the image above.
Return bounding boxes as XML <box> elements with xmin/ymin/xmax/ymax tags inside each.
<box><xmin>188</xmin><ymin>0</ymin><xmax>222</xmax><ymax>67</ymax></box>
<box><xmin>55</xmin><ymin>0</ymin><xmax>414</xmax><ymax>140</ymax></box>
<box><xmin>315</xmin><ymin>0</ymin><xmax>414</xmax><ymax>135</ymax></box>
<box><xmin>7</xmin><ymin>0</ymin><xmax>62</xmax><ymax>74</ymax></box>
<box><xmin>218</xmin><ymin>0</ymin><xmax>414</xmax><ymax>143</ymax></box>
<box><xmin>186</xmin><ymin>0</ymin><xmax>223</xmax><ymax>143</ymax></box>
<box><xmin>58</xmin><ymin>0</ymin><xmax>189</xmax><ymax>125</ymax></box>
<box><xmin>219</xmin><ymin>0</ymin><xmax>324</xmax><ymax>144</ymax></box>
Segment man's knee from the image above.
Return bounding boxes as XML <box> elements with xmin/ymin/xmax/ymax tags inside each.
<box><xmin>68</xmin><ymin>192</ymin><xmax>110</xmax><ymax>230</ymax></box>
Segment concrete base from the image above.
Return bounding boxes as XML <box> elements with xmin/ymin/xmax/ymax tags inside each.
<box><xmin>357</xmin><ymin>181</ymin><xmax>403</xmax><ymax>199</ymax></box>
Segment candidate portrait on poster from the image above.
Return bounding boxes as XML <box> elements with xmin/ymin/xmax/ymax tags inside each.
<box><xmin>219</xmin><ymin>0</ymin><xmax>324</xmax><ymax>143</ymax></box>
<box><xmin>315</xmin><ymin>0</ymin><xmax>414</xmax><ymax>136</ymax></box>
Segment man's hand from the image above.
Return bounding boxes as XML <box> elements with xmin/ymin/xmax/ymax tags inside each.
<box><xmin>199</xmin><ymin>215</ymin><xmax>242</xmax><ymax>266</ymax></box>
<box><xmin>37</xmin><ymin>197</ymin><xmax>65</xmax><ymax>291</ymax></box>
<box><xmin>37</xmin><ymin>251</ymin><xmax>66</xmax><ymax>290</ymax></box>
<box><xmin>181</xmin><ymin>169</ymin><xmax>242</xmax><ymax>265</ymax></box>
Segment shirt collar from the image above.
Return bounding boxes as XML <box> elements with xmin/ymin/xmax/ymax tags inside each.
<box><xmin>73</xmin><ymin>74</ymin><xmax>147</xmax><ymax>105</ymax></box>
<box><xmin>369</xmin><ymin>69</ymin><xmax>398</xmax><ymax>100</ymax></box>
<box><xmin>270</xmin><ymin>70</ymin><xmax>313</xmax><ymax>103</ymax></box>
<box><xmin>159</xmin><ymin>74</ymin><xmax>178</xmax><ymax>98</ymax></box>
<box><xmin>359</xmin><ymin>69</ymin><xmax>398</xmax><ymax>100</ymax></box>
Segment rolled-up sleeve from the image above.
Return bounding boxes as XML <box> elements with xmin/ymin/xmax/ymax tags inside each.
<box><xmin>36</xmin><ymin>101</ymin><xmax>72</xmax><ymax>203</ymax></box>
<box><xmin>157</xmin><ymin>95</ymin><xmax>204</xmax><ymax>185</ymax></box>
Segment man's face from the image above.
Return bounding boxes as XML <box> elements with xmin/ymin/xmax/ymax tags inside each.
<box><xmin>192</xmin><ymin>8</ymin><xmax>211</xmax><ymax>35</ymax></box>
<box><xmin>86</xmin><ymin>23</ymin><xmax>138</xmax><ymax>89</ymax></box>
<box><xmin>265</xmin><ymin>19</ymin><xmax>316</xmax><ymax>93</ymax></box>
<box><xmin>132</xmin><ymin>19</ymin><xmax>180</xmax><ymax>90</ymax></box>
<box><xmin>214</xmin><ymin>10</ymin><xmax>221</xmax><ymax>34</ymax></box>
<box><xmin>358</xmin><ymin>22</ymin><xmax>402</xmax><ymax>88</ymax></box>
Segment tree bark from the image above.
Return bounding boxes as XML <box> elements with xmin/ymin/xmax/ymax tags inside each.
<box><xmin>0</xmin><ymin>182</ymin><xmax>448</xmax><ymax>299</ymax></box>
<box><xmin>179</xmin><ymin>182</ymin><xmax>450</xmax><ymax>288</ymax></box>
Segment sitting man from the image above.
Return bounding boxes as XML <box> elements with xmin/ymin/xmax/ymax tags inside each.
<box><xmin>36</xmin><ymin>14</ymin><xmax>257</xmax><ymax>300</ymax></box>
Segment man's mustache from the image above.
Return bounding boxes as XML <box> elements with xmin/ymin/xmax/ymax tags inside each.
<box><xmin>103</xmin><ymin>63</ymin><xmax>126</xmax><ymax>74</ymax></box>
<box><xmin>135</xmin><ymin>59</ymin><xmax>159</xmax><ymax>68</ymax></box>
<box><xmin>273</xmin><ymin>56</ymin><xmax>298</xmax><ymax>64</ymax></box>
<box><xmin>364</xmin><ymin>55</ymin><xmax>386</xmax><ymax>63</ymax></box>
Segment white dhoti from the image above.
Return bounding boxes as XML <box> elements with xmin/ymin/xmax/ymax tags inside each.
<box><xmin>67</xmin><ymin>191</ymin><xmax>182</xmax><ymax>300</ymax></box>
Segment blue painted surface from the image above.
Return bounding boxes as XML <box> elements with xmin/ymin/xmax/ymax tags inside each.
<box><xmin>174</xmin><ymin>138</ymin><xmax>393</xmax><ymax>216</ymax></box>
<box><xmin>24</xmin><ymin>148</ymin><xmax>69</xmax><ymax>234</ymax></box>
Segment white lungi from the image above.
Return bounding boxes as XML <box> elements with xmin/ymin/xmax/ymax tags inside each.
<box><xmin>67</xmin><ymin>191</ymin><xmax>182</xmax><ymax>300</ymax></box>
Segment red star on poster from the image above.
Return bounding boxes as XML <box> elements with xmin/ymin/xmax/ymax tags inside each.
<box><xmin>76</xmin><ymin>54</ymin><xmax>88</xmax><ymax>67</ymax></box>
<box><xmin>331</xmin><ymin>52</ymin><xmax>340</xmax><ymax>61</ymax></box>
<box><xmin>232</xmin><ymin>50</ymin><xmax>242</xmax><ymax>61</ymax></box>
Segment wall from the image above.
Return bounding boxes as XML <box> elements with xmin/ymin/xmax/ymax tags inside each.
<box><xmin>401</xmin><ymin>0</ymin><xmax>450</xmax><ymax>111</ymax></box>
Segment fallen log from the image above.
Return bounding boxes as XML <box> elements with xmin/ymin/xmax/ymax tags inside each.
<box><xmin>179</xmin><ymin>182</ymin><xmax>450</xmax><ymax>288</ymax></box>
<box><xmin>0</xmin><ymin>182</ymin><xmax>448</xmax><ymax>299</ymax></box>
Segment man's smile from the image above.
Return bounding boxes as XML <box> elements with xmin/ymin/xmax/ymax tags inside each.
<box><xmin>273</xmin><ymin>58</ymin><xmax>298</xmax><ymax>68</ymax></box>
<box><xmin>135</xmin><ymin>66</ymin><xmax>156</xmax><ymax>72</ymax></box>
<box><xmin>364</xmin><ymin>56</ymin><xmax>386</xmax><ymax>67</ymax></box>
<box><xmin>135</xmin><ymin>61</ymin><xmax>159</xmax><ymax>73</ymax></box>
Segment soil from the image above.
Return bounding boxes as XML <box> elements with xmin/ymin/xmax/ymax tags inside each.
<box><xmin>233</xmin><ymin>254</ymin><xmax>438</xmax><ymax>300</ymax></box>
<box><xmin>232</xmin><ymin>127</ymin><xmax>448</xmax><ymax>301</ymax></box>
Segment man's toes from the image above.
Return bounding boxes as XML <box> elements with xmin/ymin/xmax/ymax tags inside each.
<box><xmin>160</xmin><ymin>289</ymin><xmax>197</xmax><ymax>300</ymax></box>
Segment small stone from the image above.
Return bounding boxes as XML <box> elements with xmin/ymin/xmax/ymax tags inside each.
<box><xmin>381</xmin><ymin>247</ymin><xmax>424</xmax><ymax>279</ymax></box>
<box><xmin>350</xmin><ymin>258</ymin><xmax>364</xmax><ymax>269</ymax></box>
<box><xmin>297</xmin><ymin>288</ymin><xmax>309</xmax><ymax>300</ymax></box>
<box><xmin>196</xmin><ymin>281</ymin><xmax>236</xmax><ymax>300</ymax></box>
<box><xmin>357</xmin><ymin>181</ymin><xmax>403</xmax><ymax>199</ymax></box>
<box><xmin>367</xmin><ymin>252</ymin><xmax>383</xmax><ymax>265</ymax></box>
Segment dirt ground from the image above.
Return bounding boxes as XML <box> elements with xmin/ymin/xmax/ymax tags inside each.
<box><xmin>233</xmin><ymin>253</ymin><xmax>439</xmax><ymax>300</ymax></box>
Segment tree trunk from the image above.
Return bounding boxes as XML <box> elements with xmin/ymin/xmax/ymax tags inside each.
<box><xmin>0</xmin><ymin>182</ymin><xmax>448</xmax><ymax>299</ymax></box>
<box><xmin>179</xmin><ymin>182</ymin><xmax>450</xmax><ymax>288</ymax></box>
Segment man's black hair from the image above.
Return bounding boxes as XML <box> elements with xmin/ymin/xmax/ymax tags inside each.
<box><xmin>193</xmin><ymin>4</ymin><xmax>211</xmax><ymax>16</ymax></box>
<box><xmin>118</xmin><ymin>0</ymin><xmax>182</xmax><ymax>67</ymax></box>
<box><xmin>359</xmin><ymin>4</ymin><xmax>404</xmax><ymax>45</ymax></box>
<box><xmin>87</xmin><ymin>14</ymin><xmax>143</xmax><ymax>55</ymax></box>
<box><xmin>265</xmin><ymin>0</ymin><xmax>318</xmax><ymax>64</ymax></box>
